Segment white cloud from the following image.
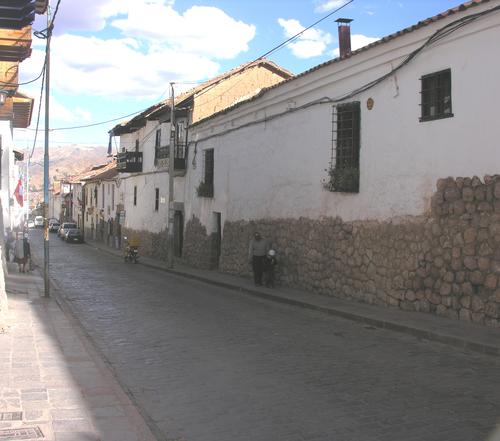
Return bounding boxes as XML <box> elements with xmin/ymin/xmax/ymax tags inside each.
<box><xmin>331</xmin><ymin>34</ymin><xmax>380</xmax><ymax>57</ymax></box>
<box><xmin>314</xmin><ymin>0</ymin><xmax>349</xmax><ymax>13</ymax></box>
<box><xmin>111</xmin><ymin>4</ymin><xmax>256</xmax><ymax>59</ymax></box>
<box><xmin>21</xmin><ymin>0</ymin><xmax>258</xmax><ymax>98</ymax></box>
<box><xmin>35</xmin><ymin>35</ymin><xmax>220</xmax><ymax>97</ymax></box>
<box><xmin>278</xmin><ymin>18</ymin><xmax>332</xmax><ymax>59</ymax></box>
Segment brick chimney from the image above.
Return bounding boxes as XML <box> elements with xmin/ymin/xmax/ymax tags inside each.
<box><xmin>335</xmin><ymin>18</ymin><xmax>353</xmax><ymax>58</ymax></box>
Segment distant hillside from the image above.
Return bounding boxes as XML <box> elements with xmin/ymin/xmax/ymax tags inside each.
<box><xmin>28</xmin><ymin>144</ymin><xmax>110</xmax><ymax>207</ymax></box>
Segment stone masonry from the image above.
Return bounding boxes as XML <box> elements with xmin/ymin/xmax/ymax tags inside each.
<box><xmin>121</xmin><ymin>227</ymin><xmax>168</xmax><ymax>261</ymax></box>
<box><xmin>182</xmin><ymin>217</ymin><xmax>219</xmax><ymax>269</ymax></box>
<box><xmin>185</xmin><ymin>175</ymin><xmax>500</xmax><ymax>328</ymax></box>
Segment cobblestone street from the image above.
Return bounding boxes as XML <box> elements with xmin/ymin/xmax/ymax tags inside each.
<box><xmin>32</xmin><ymin>231</ymin><xmax>500</xmax><ymax>441</ymax></box>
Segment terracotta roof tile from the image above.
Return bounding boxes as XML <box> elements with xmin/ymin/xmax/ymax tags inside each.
<box><xmin>192</xmin><ymin>0</ymin><xmax>495</xmax><ymax>126</ymax></box>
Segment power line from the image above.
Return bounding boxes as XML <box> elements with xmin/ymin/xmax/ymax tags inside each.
<box><xmin>0</xmin><ymin>0</ymin><xmax>63</xmax><ymax>88</ymax></box>
<box><xmin>22</xmin><ymin>1</ymin><xmax>354</xmax><ymax>133</ymax></box>
<box><xmin>191</xmin><ymin>4</ymin><xmax>500</xmax><ymax>144</ymax></box>
<box><xmin>191</xmin><ymin>0</ymin><xmax>353</xmax><ymax>104</ymax></box>
<box><xmin>28</xmin><ymin>63</ymin><xmax>45</xmax><ymax>160</ymax></box>
<box><xmin>258</xmin><ymin>0</ymin><xmax>353</xmax><ymax>59</ymax></box>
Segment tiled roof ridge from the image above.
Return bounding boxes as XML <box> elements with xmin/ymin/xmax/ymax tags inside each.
<box><xmin>191</xmin><ymin>0</ymin><xmax>494</xmax><ymax>127</ymax></box>
<box><xmin>111</xmin><ymin>58</ymin><xmax>292</xmax><ymax>134</ymax></box>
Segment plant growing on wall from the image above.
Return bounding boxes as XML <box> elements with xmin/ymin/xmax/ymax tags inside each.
<box><xmin>196</xmin><ymin>181</ymin><xmax>214</xmax><ymax>198</ymax></box>
<box><xmin>324</xmin><ymin>166</ymin><xmax>359</xmax><ymax>193</ymax></box>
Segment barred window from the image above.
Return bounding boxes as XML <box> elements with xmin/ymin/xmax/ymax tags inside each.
<box><xmin>154</xmin><ymin>129</ymin><xmax>161</xmax><ymax>164</ymax></box>
<box><xmin>327</xmin><ymin>102</ymin><xmax>360</xmax><ymax>193</ymax></box>
<box><xmin>196</xmin><ymin>149</ymin><xmax>214</xmax><ymax>198</ymax></box>
<box><xmin>420</xmin><ymin>69</ymin><xmax>453</xmax><ymax>122</ymax></box>
<box><xmin>204</xmin><ymin>149</ymin><xmax>214</xmax><ymax>189</ymax></box>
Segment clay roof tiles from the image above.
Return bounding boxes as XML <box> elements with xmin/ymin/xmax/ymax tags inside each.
<box><xmin>192</xmin><ymin>0</ymin><xmax>495</xmax><ymax>126</ymax></box>
<box><xmin>110</xmin><ymin>59</ymin><xmax>293</xmax><ymax>135</ymax></box>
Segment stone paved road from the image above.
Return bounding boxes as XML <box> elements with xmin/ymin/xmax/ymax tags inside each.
<box><xmin>31</xmin><ymin>230</ymin><xmax>500</xmax><ymax>441</ymax></box>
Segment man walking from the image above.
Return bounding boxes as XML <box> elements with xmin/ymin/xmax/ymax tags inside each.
<box><xmin>248</xmin><ymin>232</ymin><xmax>269</xmax><ymax>286</ymax></box>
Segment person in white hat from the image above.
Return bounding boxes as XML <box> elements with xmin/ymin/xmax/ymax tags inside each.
<box><xmin>263</xmin><ymin>249</ymin><xmax>278</xmax><ymax>288</ymax></box>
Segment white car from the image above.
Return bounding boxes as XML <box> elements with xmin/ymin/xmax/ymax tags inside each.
<box><xmin>34</xmin><ymin>216</ymin><xmax>44</xmax><ymax>227</ymax></box>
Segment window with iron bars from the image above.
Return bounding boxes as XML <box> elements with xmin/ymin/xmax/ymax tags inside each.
<box><xmin>196</xmin><ymin>149</ymin><xmax>214</xmax><ymax>197</ymax></box>
<box><xmin>420</xmin><ymin>69</ymin><xmax>452</xmax><ymax>122</ymax></box>
<box><xmin>325</xmin><ymin>102</ymin><xmax>360</xmax><ymax>193</ymax></box>
<box><xmin>154</xmin><ymin>129</ymin><xmax>161</xmax><ymax>165</ymax></box>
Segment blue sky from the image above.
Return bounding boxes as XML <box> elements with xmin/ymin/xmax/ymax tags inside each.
<box><xmin>15</xmin><ymin>0</ymin><xmax>466</xmax><ymax>152</ymax></box>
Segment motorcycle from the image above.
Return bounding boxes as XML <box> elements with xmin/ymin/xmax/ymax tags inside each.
<box><xmin>123</xmin><ymin>237</ymin><xmax>139</xmax><ymax>263</ymax></box>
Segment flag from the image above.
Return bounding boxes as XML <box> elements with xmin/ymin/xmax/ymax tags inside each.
<box><xmin>13</xmin><ymin>178</ymin><xmax>23</xmax><ymax>207</ymax></box>
<box><xmin>107</xmin><ymin>133</ymin><xmax>113</xmax><ymax>156</ymax></box>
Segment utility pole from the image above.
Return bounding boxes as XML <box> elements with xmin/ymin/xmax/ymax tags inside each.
<box><xmin>167</xmin><ymin>82</ymin><xmax>175</xmax><ymax>268</ymax></box>
<box><xmin>25</xmin><ymin>155</ymin><xmax>29</xmax><ymax>223</ymax></box>
<box><xmin>43</xmin><ymin>9</ymin><xmax>51</xmax><ymax>297</ymax></box>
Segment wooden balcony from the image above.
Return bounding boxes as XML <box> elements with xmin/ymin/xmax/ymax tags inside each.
<box><xmin>0</xmin><ymin>26</ymin><xmax>32</xmax><ymax>62</ymax></box>
<box><xmin>117</xmin><ymin>151</ymin><xmax>143</xmax><ymax>173</ymax></box>
<box><xmin>0</xmin><ymin>1</ymin><xmax>35</xmax><ymax>29</ymax></box>
<box><xmin>155</xmin><ymin>143</ymin><xmax>187</xmax><ymax>173</ymax></box>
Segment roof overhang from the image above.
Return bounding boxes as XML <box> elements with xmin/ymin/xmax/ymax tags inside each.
<box><xmin>0</xmin><ymin>0</ymin><xmax>36</xmax><ymax>30</ymax></box>
<box><xmin>0</xmin><ymin>25</ymin><xmax>32</xmax><ymax>62</ymax></box>
<box><xmin>12</xmin><ymin>91</ymin><xmax>33</xmax><ymax>128</ymax></box>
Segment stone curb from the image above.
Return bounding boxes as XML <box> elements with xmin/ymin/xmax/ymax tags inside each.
<box><xmin>88</xmin><ymin>242</ymin><xmax>500</xmax><ymax>358</ymax></box>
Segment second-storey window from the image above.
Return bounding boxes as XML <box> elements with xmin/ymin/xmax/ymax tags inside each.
<box><xmin>154</xmin><ymin>129</ymin><xmax>161</xmax><ymax>164</ymax></box>
<box><xmin>204</xmin><ymin>149</ymin><xmax>214</xmax><ymax>189</ymax></box>
<box><xmin>154</xmin><ymin>188</ymin><xmax>159</xmax><ymax>211</ymax></box>
<box><xmin>420</xmin><ymin>69</ymin><xmax>452</xmax><ymax>122</ymax></box>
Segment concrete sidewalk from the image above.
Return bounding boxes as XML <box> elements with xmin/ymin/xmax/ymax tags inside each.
<box><xmin>88</xmin><ymin>239</ymin><xmax>500</xmax><ymax>358</ymax></box>
<box><xmin>0</xmin><ymin>262</ymin><xmax>158</xmax><ymax>441</ymax></box>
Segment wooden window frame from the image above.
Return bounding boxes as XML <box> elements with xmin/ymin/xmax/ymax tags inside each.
<box><xmin>420</xmin><ymin>69</ymin><xmax>453</xmax><ymax>122</ymax></box>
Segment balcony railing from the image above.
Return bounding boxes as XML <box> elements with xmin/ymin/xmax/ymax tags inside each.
<box><xmin>155</xmin><ymin>143</ymin><xmax>187</xmax><ymax>171</ymax></box>
<box><xmin>117</xmin><ymin>151</ymin><xmax>143</xmax><ymax>173</ymax></box>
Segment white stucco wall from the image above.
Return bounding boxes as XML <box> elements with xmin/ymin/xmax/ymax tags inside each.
<box><xmin>118</xmin><ymin>118</ymin><xmax>187</xmax><ymax>233</ymax></box>
<box><xmin>187</xmin><ymin>3</ymin><xmax>500</xmax><ymax>229</ymax></box>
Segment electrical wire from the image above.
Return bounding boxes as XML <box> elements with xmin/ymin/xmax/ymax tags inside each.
<box><xmin>190</xmin><ymin>3</ymin><xmax>500</xmax><ymax>145</ymax></box>
<box><xmin>0</xmin><ymin>0</ymin><xmax>62</xmax><ymax>88</ymax></box>
<box><xmin>258</xmin><ymin>0</ymin><xmax>353</xmax><ymax>60</ymax></box>
<box><xmin>25</xmin><ymin>1</ymin><xmax>354</xmax><ymax>133</ymax></box>
<box><xmin>28</xmin><ymin>65</ymin><xmax>45</xmax><ymax>160</ymax></box>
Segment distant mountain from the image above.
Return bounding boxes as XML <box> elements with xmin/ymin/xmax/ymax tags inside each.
<box><xmin>28</xmin><ymin>144</ymin><xmax>110</xmax><ymax>207</ymax></box>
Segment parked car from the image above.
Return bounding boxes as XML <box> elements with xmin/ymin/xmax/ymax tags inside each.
<box><xmin>27</xmin><ymin>219</ymin><xmax>35</xmax><ymax>228</ymax></box>
<box><xmin>49</xmin><ymin>221</ymin><xmax>60</xmax><ymax>232</ymax></box>
<box><xmin>34</xmin><ymin>216</ymin><xmax>44</xmax><ymax>227</ymax></box>
<box><xmin>64</xmin><ymin>228</ymin><xmax>83</xmax><ymax>243</ymax></box>
<box><xmin>58</xmin><ymin>222</ymin><xmax>77</xmax><ymax>238</ymax></box>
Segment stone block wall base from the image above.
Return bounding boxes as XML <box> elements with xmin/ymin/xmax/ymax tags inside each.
<box><xmin>184</xmin><ymin>175</ymin><xmax>500</xmax><ymax>328</ymax></box>
<box><xmin>121</xmin><ymin>228</ymin><xmax>168</xmax><ymax>262</ymax></box>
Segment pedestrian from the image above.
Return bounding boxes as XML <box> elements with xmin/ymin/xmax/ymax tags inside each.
<box><xmin>248</xmin><ymin>231</ymin><xmax>269</xmax><ymax>286</ymax></box>
<box><xmin>13</xmin><ymin>232</ymin><xmax>27</xmax><ymax>272</ymax></box>
<box><xmin>263</xmin><ymin>249</ymin><xmax>278</xmax><ymax>288</ymax></box>
<box><xmin>23</xmin><ymin>234</ymin><xmax>31</xmax><ymax>272</ymax></box>
<box><xmin>4</xmin><ymin>228</ymin><xmax>14</xmax><ymax>262</ymax></box>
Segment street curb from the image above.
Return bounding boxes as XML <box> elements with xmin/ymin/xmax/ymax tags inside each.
<box><xmin>89</xmin><ymin>242</ymin><xmax>500</xmax><ymax>358</ymax></box>
<box><xmin>29</xmin><ymin>254</ymin><xmax>163</xmax><ymax>441</ymax></box>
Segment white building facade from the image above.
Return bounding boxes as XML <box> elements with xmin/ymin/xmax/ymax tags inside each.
<box><xmin>112</xmin><ymin>60</ymin><xmax>293</xmax><ymax>260</ymax></box>
<box><xmin>181</xmin><ymin>1</ymin><xmax>500</xmax><ymax>327</ymax></box>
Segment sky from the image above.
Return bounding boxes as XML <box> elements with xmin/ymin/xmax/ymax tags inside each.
<box><xmin>15</xmin><ymin>0</ymin><xmax>468</xmax><ymax>153</ymax></box>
